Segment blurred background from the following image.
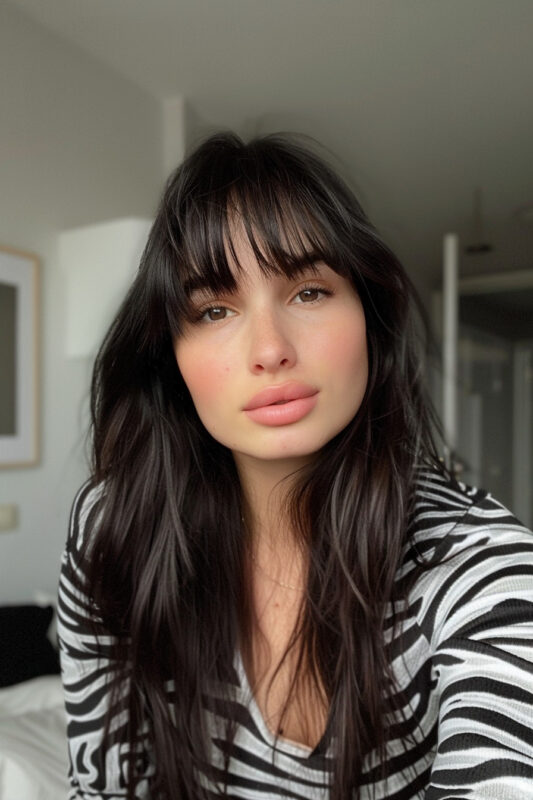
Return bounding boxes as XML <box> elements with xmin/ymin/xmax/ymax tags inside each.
<box><xmin>1</xmin><ymin>0</ymin><xmax>533</xmax><ymax>603</ymax></box>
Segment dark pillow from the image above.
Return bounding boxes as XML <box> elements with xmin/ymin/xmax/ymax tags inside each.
<box><xmin>0</xmin><ymin>604</ymin><xmax>60</xmax><ymax>688</ymax></box>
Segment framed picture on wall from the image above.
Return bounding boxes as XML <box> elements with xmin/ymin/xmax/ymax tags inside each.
<box><xmin>0</xmin><ymin>245</ymin><xmax>39</xmax><ymax>468</ymax></box>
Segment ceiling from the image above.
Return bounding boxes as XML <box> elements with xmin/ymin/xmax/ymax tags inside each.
<box><xmin>7</xmin><ymin>0</ymin><xmax>533</xmax><ymax>289</ymax></box>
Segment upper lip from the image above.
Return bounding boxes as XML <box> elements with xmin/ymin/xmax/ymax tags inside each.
<box><xmin>243</xmin><ymin>382</ymin><xmax>318</xmax><ymax>411</ymax></box>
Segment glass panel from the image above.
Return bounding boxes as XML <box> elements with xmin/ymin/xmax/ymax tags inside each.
<box><xmin>457</xmin><ymin>289</ymin><xmax>533</xmax><ymax>527</ymax></box>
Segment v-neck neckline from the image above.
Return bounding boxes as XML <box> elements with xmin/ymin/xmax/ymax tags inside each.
<box><xmin>234</xmin><ymin>650</ymin><xmax>330</xmax><ymax>761</ymax></box>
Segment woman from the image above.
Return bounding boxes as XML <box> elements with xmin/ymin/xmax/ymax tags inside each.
<box><xmin>58</xmin><ymin>132</ymin><xmax>533</xmax><ymax>800</ymax></box>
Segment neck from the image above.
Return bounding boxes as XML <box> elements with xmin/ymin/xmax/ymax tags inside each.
<box><xmin>234</xmin><ymin>454</ymin><xmax>309</xmax><ymax>551</ymax></box>
<box><xmin>236</xmin><ymin>457</ymin><xmax>309</xmax><ymax>600</ymax></box>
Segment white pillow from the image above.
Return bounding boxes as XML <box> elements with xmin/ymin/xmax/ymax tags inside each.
<box><xmin>0</xmin><ymin>675</ymin><xmax>64</xmax><ymax>718</ymax></box>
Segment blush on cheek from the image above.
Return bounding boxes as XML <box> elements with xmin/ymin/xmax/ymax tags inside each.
<box><xmin>322</xmin><ymin>329</ymin><xmax>367</xmax><ymax>371</ymax></box>
<box><xmin>178</xmin><ymin>353</ymin><xmax>231</xmax><ymax>409</ymax></box>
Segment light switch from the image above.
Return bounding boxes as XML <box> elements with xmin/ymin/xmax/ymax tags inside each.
<box><xmin>0</xmin><ymin>504</ymin><xmax>18</xmax><ymax>531</ymax></box>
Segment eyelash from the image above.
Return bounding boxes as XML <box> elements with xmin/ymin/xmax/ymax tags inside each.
<box><xmin>193</xmin><ymin>284</ymin><xmax>333</xmax><ymax>324</ymax></box>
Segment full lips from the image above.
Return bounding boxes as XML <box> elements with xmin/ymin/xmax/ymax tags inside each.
<box><xmin>244</xmin><ymin>394</ymin><xmax>318</xmax><ymax>426</ymax></box>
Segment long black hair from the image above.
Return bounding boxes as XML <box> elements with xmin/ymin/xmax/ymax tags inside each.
<box><xmin>85</xmin><ymin>131</ymin><xmax>445</xmax><ymax>798</ymax></box>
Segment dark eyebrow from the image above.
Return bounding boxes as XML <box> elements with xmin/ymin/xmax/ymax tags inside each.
<box><xmin>183</xmin><ymin>276</ymin><xmax>239</xmax><ymax>299</ymax></box>
<box><xmin>183</xmin><ymin>276</ymin><xmax>208</xmax><ymax>297</ymax></box>
<box><xmin>297</xmin><ymin>262</ymin><xmax>322</xmax><ymax>275</ymax></box>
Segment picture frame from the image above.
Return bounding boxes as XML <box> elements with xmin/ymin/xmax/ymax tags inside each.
<box><xmin>0</xmin><ymin>245</ymin><xmax>40</xmax><ymax>468</ymax></box>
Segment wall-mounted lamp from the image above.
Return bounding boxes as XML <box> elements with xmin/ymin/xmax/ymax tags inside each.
<box><xmin>59</xmin><ymin>218</ymin><xmax>152</xmax><ymax>358</ymax></box>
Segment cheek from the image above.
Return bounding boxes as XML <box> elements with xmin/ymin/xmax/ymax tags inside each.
<box><xmin>318</xmin><ymin>318</ymin><xmax>368</xmax><ymax>378</ymax></box>
<box><xmin>330</xmin><ymin>333</ymin><xmax>367</xmax><ymax>370</ymax></box>
<box><xmin>175</xmin><ymin>343</ymin><xmax>232</xmax><ymax>410</ymax></box>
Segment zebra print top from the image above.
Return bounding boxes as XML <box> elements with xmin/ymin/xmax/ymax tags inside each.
<box><xmin>58</xmin><ymin>468</ymin><xmax>533</xmax><ymax>798</ymax></box>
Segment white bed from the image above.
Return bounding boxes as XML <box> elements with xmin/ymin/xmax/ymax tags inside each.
<box><xmin>0</xmin><ymin>674</ymin><xmax>69</xmax><ymax>800</ymax></box>
<box><xmin>0</xmin><ymin>597</ymin><xmax>70</xmax><ymax>800</ymax></box>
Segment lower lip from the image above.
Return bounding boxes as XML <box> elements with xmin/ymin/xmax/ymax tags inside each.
<box><xmin>244</xmin><ymin>395</ymin><xmax>318</xmax><ymax>426</ymax></box>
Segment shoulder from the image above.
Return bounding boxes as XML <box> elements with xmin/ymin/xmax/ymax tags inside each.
<box><xmin>66</xmin><ymin>480</ymin><xmax>106</xmax><ymax>556</ymax></box>
<box><xmin>406</xmin><ymin>466</ymin><xmax>533</xmax><ymax>647</ymax></box>
<box><xmin>410</xmin><ymin>465</ymin><xmax>531</xmax><ymax>559</ymax></box>
<box><xmin>59</xmin><ymin>482</ymin><xmax>112</xmax><ymax>645</ymax></box>
<box><xmin>60</xmin><ymin>480</ymin><xmax>107</xmax><ymax>596</ymax></box>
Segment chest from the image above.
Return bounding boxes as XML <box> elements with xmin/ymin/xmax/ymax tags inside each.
<box><xmin>242</xmin><ymin>577</ymin><xmax>328</xmax><ymax>750</ymax></box>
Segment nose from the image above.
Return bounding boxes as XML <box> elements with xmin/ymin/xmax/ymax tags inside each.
<box><xmin>247</xmin><ymin>308</ymin><xmax>297</xmax><ymax>374</ymax></box>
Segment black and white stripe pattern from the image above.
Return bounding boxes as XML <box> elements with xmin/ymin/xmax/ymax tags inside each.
<box><xmin>58</xmin><ymin>469</ymin><xmax>533</xmax><ymax>798</ymax></box>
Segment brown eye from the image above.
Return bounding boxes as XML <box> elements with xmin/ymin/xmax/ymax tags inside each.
<box><xmin>199</xmin><ymin>305</ymin><xmax>237</xmax><ymax>323</ymax></box>
<box><xmin>206</xmin><ymin>307</ymin><xmax>227</xmax><ymax>321</ymax></box>
<box><xmin>297</xmin><ymin>288</ymin><xmax>321</xmax><ymax>303</ymax></box>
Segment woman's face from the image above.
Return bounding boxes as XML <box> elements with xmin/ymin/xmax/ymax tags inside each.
<box><xmin>174</xmin><ymin>228</ymin><xmax>368</xmax><ymax>474</ymax></box>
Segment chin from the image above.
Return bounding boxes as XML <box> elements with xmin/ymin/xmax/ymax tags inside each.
<box><xmin>234</xmin><ymin>435</ymin><xmax>332</xmax><ymax>466</ymax></box>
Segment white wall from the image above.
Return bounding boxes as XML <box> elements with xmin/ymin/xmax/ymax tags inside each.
<box><xmin>0</xmin><ymin>5</ymin><xmax>169</xmax><ymax>602</ymax></box>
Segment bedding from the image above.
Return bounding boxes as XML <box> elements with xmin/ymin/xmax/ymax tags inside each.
<box><xmin>0</xmin><ymin>601</ymin><xmax>68</xmax><ymax>799</ymax></box>
<box><xmin>0</xmin><ymin>675</ymin><xmax>69</xmax><ymax>800</ymax></box>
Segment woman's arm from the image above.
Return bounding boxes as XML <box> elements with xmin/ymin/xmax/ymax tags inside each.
<box><xmin>58</xmin><ymin>483</ymin><xmax>153</xmax><ymax>800</ymax></box>
<box><xmin>425</xmin><ymin>503</ymin><xmax>533</xmax><ymax>799</ymax></box>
